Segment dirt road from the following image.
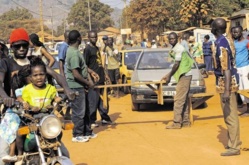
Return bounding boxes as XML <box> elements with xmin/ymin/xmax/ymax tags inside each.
<box><xmin>62</xmin><ymin>75</ymin><xmax>249</xmax><ymax>165</ymax></box>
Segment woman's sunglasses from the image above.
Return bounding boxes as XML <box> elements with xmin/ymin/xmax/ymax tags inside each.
<box><xmin>12</xmin><ymin>43</ymin><xmax>29</xmax><ymax>49</ymax></box>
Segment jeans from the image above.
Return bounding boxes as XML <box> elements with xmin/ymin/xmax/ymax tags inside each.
<box><xmin>87</xmin><ymin>88</ymin><xmax>111</xmax><ymax>124</ymax></box>
<box><xmin>0</xmin><ymin>136</ymin><xmax>9</xmax><ymax>165</ymax></box>
<box><xmin>71</xmin><ymin>88</ymin><xmax>92</xmax><ymax>137</ymax></box>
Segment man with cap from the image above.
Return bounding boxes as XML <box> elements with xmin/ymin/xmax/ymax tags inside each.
<box><xmin>0</xmin><ymin>28</ymin><xmax>74</xmax><ymax>164</ymax></box>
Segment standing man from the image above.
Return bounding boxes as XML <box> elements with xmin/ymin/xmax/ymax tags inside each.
<box><xmin>100</xmin><ymin>35</ymin><xmax>108</xmax><ymax>67</ymax></box>
<box><xmin>84</xmin><ymin>31</ymin><xmax>114</xmax><ymax>128</ymax></box>
<box><xmin>59</xmin><ymin>30</ymin><xmax>70</xmax><ymax>77</ymax></box>
<box><xmin>161</xmin><ymin>32</ymin><xmax>194</xmax><ymax>129</ymax></box>
<box><xmin>106</xmin><ymin>37</ymin><xmax>121</xmax><ymax>97</ymax></box>
<box><xmin>211</xmin><ymin>18</ymin><xmax>241</xmax><ymax>156</ymax></box>
<box><xmin>181</xmin><ymin>32</ymin><xmax>190</xmax><ymax>52</ymax></box>
<box><xmin>202</xmin><ymin>35</ymin><xmax>213</xmax><ymax>74</ymax></box>
<box><xmin>232</xmin><ymin>26</ymin><xmax>249</xmax><ymax>116</ymax></box>
<box><xmin>65</xmin><ymin>30</ymin><xmax>96</xmax><ymax>142</ymax></box>
<box><xmin>58</xmin><ymin>30</ymin><xmax>71</xmax><ymax>120</ymax></box>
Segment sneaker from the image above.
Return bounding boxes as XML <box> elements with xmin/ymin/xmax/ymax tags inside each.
<box><xmin>85</xmin><ymin>133</ymin><xmax>98</xmax><ymax>139</ymax></box>
<box><xmin>72</xmin><ymin>136</ymin><xmax>89</xmax><ymax>142</ymax></box>
<box><xmin>102</xmin><ymin>120</ymin><xmax>116</xmax><ymax>125</ymax></box>
<box><xmin>166</xmin><ymin>122</ymin><xmax>181</xmax><ymax>129</ymax></box>
<box><xmin>182</xmin><ymin>122</ymin><xmax>191</xmax><ymax>127</ymax></box>
<box><xmin>91</xmin><ymin>123</ymin><xmax>99</xmax><ymax>129</ymax></box>
<box><xmin>2</xmin><ymin>155</ymin><xmax>18</xmax><ymax>162</ymax></box>
<box><xmin>220</xmin><ymin>149</ymin><xmax>240</xmax><ymax>156</ymax></box>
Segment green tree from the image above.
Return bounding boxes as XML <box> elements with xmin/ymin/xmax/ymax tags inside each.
<box><xmin>0</xmin><ymin>8</ymin><xmax>50</xmax><ymax>41</ymax></box>
<box><xmin>67</xmin><ymin>0</ymin><xmax>114</xmax><ymax>36</ymax></box>
<box><xmin>125</xmin><ymin>0</ymin><xmax>169</xmax><ymax>37</ymax></box>
<box><xmin>179</xmin><ymin>0</ymin><xmax>213</xmax><ymax>27</ymax></box>
<box><xmin>0</xmin><ymin>7</ymin><xmax>33</xmax><ymax>21</ymax></box>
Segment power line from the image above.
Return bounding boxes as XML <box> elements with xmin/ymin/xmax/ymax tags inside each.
<box><xmin>56</xmin><ymin>0</ymin><xmax>72</xmax><ymax>7</ymax></box>
<box><xmin>10</xmin><ymin>0</ymin><xmax>51</xmax><ymax>17</ymax></box>
<box><xmin>10</xmin><ymin>0</ymin><xmax>66</xmax><ymax>18</ymax></box>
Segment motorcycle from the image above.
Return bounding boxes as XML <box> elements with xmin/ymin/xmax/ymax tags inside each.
<box><xmin>1</xmin><ymin>98</ymin><xmax>73</xmax><ymax>165</ymax></box>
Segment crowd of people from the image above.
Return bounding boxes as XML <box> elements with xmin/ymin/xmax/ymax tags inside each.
<box><xmin>162</xmin><ymin>18</ymin><xmax>249</xmax><ymax>157</ymax></box>
<box><xmin>0</xmin><ymin>28</ymin><xmax>120</xmax><ymax>164</ymax></box>
<box><xmin>0</xmin><ymin>16</ymin><xmax>248</xmax><ymax>165</ymax></box>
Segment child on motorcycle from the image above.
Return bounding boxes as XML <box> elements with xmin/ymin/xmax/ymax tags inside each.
<box><xmin>1</xmin><ymin>57</ymin><xmax>62</xmax><ymax>163</ymax></box>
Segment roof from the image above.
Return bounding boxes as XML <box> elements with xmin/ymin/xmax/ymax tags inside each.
<box><xmin>231</xmin><ymin>8</ymin><xmax>249</xmax><ymax>16</ymax></box>
<box><xmin>104</xmin><ymin>27</ymin><xmax>120</xmax><ymax>34</ymax></box>
<box><xmin>97</xmin><ymin>31</ymin><xmax>115</xmax><ymax>37</ymax></box>
<box><xmin>162</xmin><ymin>27</ymin><xmax>197</xmax><ymax>35</ymax></box>
<box><xmin>36</xmin><ymin>31</ymin><xmax>53</xmax><ymax>38</ymax></box>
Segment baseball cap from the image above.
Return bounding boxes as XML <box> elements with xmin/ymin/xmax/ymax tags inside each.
<box><xmin>9</xmin><ymin>28</ymin><xmax>29</xmax><ymax>45</ymax></box>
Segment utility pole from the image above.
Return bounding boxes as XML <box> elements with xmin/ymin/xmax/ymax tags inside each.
<box><xmin>122</xmin><ymin>0</ymin><xmax>128</xmax><ymax>28</ymax></box>
<box><xmin>87</xmin><ymin>0</ymin><xmax>91</xmax><ymax>31</ymax></box>
<box><xmin>39</xmin><ymin>0</ymin><xmax>45</xmax><ymax>42</ymax></box>
<box><xmin>51</xmin><ymin>6</ymin><xmax>54</xmax><ymax>43</ymax></box>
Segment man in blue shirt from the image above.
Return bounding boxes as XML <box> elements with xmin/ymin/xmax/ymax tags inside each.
<box><xmin>211</xmin><ymin>18</ymin><xmax>241</xmax><ymax>156</ymax></box>
<box><xmin>59</xmin><ymin>30</ymin><xmax>70</xmax><ymax>77</ymax></box>
<box><xmin>58</xmin><ymin>30</ymin><xmax>71</xmax><ymax>119</ymax></box>
<box><xmin>232</xmin><ymin>26</ymin><xmax>249</xmax><ymax>116</ymax></box>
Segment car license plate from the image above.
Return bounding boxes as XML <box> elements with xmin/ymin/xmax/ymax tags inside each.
<box><xmin>163</xmin><ymin>91</ymin><xmax>176</xmax><ymax>96</ymax></box>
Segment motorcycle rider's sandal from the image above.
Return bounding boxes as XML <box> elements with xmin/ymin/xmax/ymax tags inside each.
<box><xmin>2</xmin><ymin>155</ymin><xmax>17</xmax><ymax>162</ymax></box>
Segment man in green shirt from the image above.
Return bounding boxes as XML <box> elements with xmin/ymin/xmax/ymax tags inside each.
<box><xmin>65</xmin><ymin>30</ymin><xmax>97</xmax><ymax>142</ymax></box>
<box><xmin>161</xmin><ymin>32</ymin><xmax>194</xmax><ymax>129</ymax></box>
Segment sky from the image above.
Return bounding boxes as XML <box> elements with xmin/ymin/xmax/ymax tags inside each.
<box><xmin>100</xmin><ymin>0</ymin><xmax>129</xmax><ymax>9</ymax></box>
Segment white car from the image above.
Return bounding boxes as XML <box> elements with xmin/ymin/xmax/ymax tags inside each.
<box><xmin>130</xmin><ymin>48</ymin><xmax>206</xmax><ymax>111</ymax></box>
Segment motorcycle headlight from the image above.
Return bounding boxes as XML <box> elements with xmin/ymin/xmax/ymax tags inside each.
<box><xmin>39</xmin><ymin>115</ymin><xmax>62</xmax><ymax>139</ymax></box>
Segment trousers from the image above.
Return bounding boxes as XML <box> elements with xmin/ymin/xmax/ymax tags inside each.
<box><xmin>219</xmin><ymin>93</ymin><xmax>241</xmax><ymax>150</ymax></box>
<box><xmin>173</xmin><ymin>75</ymin><xmax>192</xmax><ymax>123</ymax></box>
<box><xmin>87</xmin><ymin>88</ymin><xmax>111</xmax><ymax>124</ymax></box>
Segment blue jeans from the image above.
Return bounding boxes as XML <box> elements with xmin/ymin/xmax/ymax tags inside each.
<box><xmin>0</xmin><ymin>136</ymin><xmax>9</xmax><ymax>165</ymax></box>
<box><xmin>71</xmin><ymin>88</ymin><xmax>92</xmax><ymax>137</ymax></box>
<box><xmin>87</xmin><ymin>88</ymin><xmax>111</xmax><ymax>124</ymax></box>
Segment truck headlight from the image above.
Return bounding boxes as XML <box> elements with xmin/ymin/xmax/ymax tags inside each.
<box><xmin>39</xmin><ymin>115</ymin><xmax>62</xmax><ymax>139</ymax></box>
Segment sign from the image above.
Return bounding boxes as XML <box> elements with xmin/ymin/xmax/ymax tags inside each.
<box><xmin>121</xmin><ymin>28</ymin><xmax>132</xmax><ymax>35</ymax></box>
<box><xmin>163</xmin><ymin>91</ymin><xmax>176</xmax><ymax>96</ymax></box>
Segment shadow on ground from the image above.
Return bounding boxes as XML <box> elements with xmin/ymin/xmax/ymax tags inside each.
<box><xmin>217</xmin><ymin>125</ymin><xmax>228</xmax><ymax>148</ymax></box>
